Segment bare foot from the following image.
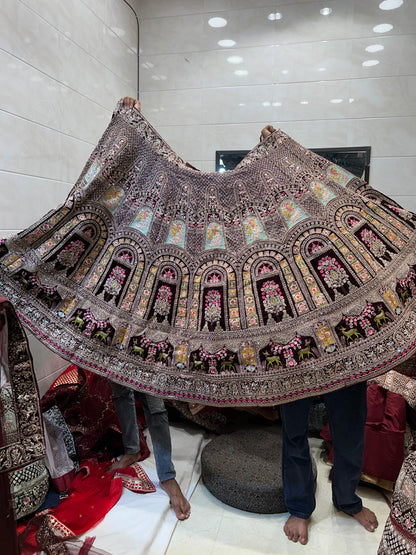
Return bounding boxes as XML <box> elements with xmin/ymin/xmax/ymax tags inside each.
<box><xmin>160</xmin><ymin>478</ymin><xmax>191</xmax><ymax>520</ymax></box>
<box><xmin>351</xmin><ymin>507</ymin><xmax>378</xmax><ymax>532</ymax></box>
<box><xmin>106</xmin><ymin>452</ymin><xmax>141</xmax><ymax>473</ymax></box>
<box><xmin>284</xmin><ymin>515</ymin><xmax>309</xmax><ymax>545</ymax></box>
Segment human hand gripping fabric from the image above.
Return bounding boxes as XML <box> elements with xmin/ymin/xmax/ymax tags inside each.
<box><xmin>260</xmin><ymin>125</ymin><xmax>276</xmax><ymax>139</ymax></box>
<box><xmin>120</xmin><ymin>96</ymin><xmax>141</xmax><ymax>111</ymax></box>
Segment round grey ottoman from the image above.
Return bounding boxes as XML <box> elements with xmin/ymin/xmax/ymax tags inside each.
<box><xmin>201</xmin><ymin>425</ymin><xmax>316</xmax><ymax>514</ymax></box>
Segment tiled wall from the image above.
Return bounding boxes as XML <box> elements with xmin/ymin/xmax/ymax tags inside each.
<box><xmin>0</xmin><ymin>0</ymin><xmax>138</xmax><ymax>393</ymax></box>
<box><xmin>134</xmin><ymin>0</ymin><xmax>416</xmax><ymax>210</ymax></box>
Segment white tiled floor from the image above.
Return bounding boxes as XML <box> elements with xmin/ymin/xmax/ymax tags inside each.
<box><xmin>166</xmin><ymin>438</ymin><xmax>390</xmax><ymax>555</ymax></box>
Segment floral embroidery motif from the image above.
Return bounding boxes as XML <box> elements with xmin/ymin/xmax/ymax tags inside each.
<box><xmin>317</xmin><ymin>255</ymin><xmax>349</xmax><ymax>290</ymax></box>
<box><xmin>360</xmin><ymin>228</ymin><xmax>392</xmax><ymax>262</ymax></box>
<box><xmin>280</xmin><ymin>200</ymin><xmax>308</xmax><ymax>228</ymax></box>
<box><xmin>326</xmin><ymin>164</ymin><xmax>354</xmax><ymax>187</ymax></box>
<box><xmin>99</xmin><ymin>186</ymin><xmax>125</xmax><ymax>212</ymax></box>
<box><xmin>131</xmin><ymin>207</ymin><xmax>153</xmax><ymax>234</ymax></box>
<box><xmin>203</xmin><ymin>289</ymin><xmax>222</xmax><ymax>330</ymax></box>
<box><xmin>56</xmin><ymin>240</ymin><xmax>86</xmax><ymax>269</ymax></box>
<box><xmin>309</xmin><ymin>180</ymin><xmax>336</xmax><ymax>205</ymax></box>
<box><xmin>167</xmin><ymin>219</ymin><xmax>186</xmax><ymax>247</ymax></box>
<box><xmin>103</xmin><ymin>266</ymin><xmax>126</xmax><ymax>298</ymax></box>
<box><xmin>261</xmin><ymin>280</ymin><xmax>287</xmax><ymax>323</ymax></box>
<box><xmin>205</xmin><ymin>222</ymin><xmax>225</xmax><ymax>250</ymax></box>
<box><xmin>243</xmin><ymin>216</ymin><xmax>267</xmax><ymax>244</ymax></box>
<box><xmin>153</xmin><ymin>285</ymin><xmax>172</xmax><ymax>322</ymax></box>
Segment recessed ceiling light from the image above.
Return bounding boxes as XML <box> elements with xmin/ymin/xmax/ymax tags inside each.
<box><xmin>317</xmin><ymin>67</ymin><xmax>327</xmax><ymax>72</ymax></box>
<box><xmin>218</xmin><ymin>39</ymin><xmax>236</xmax><ymax>47</ymax></box>
<box><xmin>238</xmin><ymin>102</ymin><xmax>246</xmax><ymax>107</ymax></box>
<box><xmin>208</xmin><ymin>17</ymin><xmax>227</xmax><ymax>28</ymax></box>
<box><xmin>320</xmin><ymin>7</ymin><xmax>332</xmax><ymax>15</ymax></box>
<box><xmin>349</xmin><ymin>98</ymin><xmax>355</xmax><ymax>103</ymax></box>
<box><xmin>362</xmin><ymin>59</ymin><xmax>380</xmax><ymax>67</ymax></box>
<box><xmin>234</xmin><ymin>69</ymin><xmax>248</xmax><ymax>76</ymax></box>
<box><xmin>267</xmin><ymin>12</ymin><xmax>282</xmax><ymax>21</ymax></box>
<box><xmin>365</xmin><ymin>44</ymin><xmax>384</xmax><ymax>52</ymax></box>
<box><xmin>281</xmin><ymin>69</ymin><xmax>289</xmax><ymax>75</ymax></box>
<box><xmin>300</xmin><ymin>100</ymin><xmax>309</xmax><ymax>105</ymax></box>
<box><xmin>262</xmin><ymin>101</ymin><xmax>271</xmax><ymax>107</ymax></box>
<box><xmin>373</xmin><ymin>23</ymin><xmax>393</xmax><ymax>33</ymax></box>
<box><xmin>227</xmin><ymin>55</ymin><xmax>243</xmax><ymax>64</ymax></box>
<box><xmin>330</xmin><ymin>98</ymin><xmax>343</xmax><ymax>103</ymax></box>
<box><xmin>272</xmin><ymin>101</ymin><xmax>282</xmax><ymax>107</ymax></box>
<box><xmin>379</xmin><ymin>0</ymin><xmax>403</xmax><ymax>10</ymax></box>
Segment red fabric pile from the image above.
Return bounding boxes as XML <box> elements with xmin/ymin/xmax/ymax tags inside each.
<box><xmin>18</xmin><ymin>459</ymin><xmax>155</xmax><ymax>554</ymax></box>
<box><xmin>321</xmin><ymin>384</ymin><xmax>407</xmax><ymax>483</ymax></box>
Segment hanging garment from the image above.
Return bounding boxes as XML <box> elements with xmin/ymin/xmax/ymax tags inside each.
<box><xmin>378</xmin><ymin>449</ymin><xmax>416</xmax><ymax>554</ymax></box>
<box><xmin>321</xmin><ymin>384</ymin><xmax>407</xmax><ymax>485</ymax></box>
<box><xmin>0</xmin><ymin>296</ymin><xmax>48</xmax><ymax>519</ymax></box>
<box><xmin>0</xmin><ymin>296</ymin><xmax>45</xmax><ymax>471</ymax></box>
<box><xmin>1</xmin><ymin>103</ymin><xmax>416</xmax><ymax>407</ymax></box>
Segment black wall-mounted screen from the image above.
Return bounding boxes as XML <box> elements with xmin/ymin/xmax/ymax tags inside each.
<box><xmin>216</xmin><ymin>146</ymin><xmax>371</xmax><ymax>182</ymax></box>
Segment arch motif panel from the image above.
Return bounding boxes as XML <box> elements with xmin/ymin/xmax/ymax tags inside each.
<box><xmin>145</xmin><ymin>264</ymin><xmax>180</xmax><ymax>325</ymax></box>
<box><xmin>85</xmin><ymin>238</ymin><xmax>144</xmax><ymax>312</ymax></box>
<box><xmin>361</xmin><ymin>193</ymin><xmax>415</xmax><ymax>239</ymax></box>
<box><xmin>188</xmin><ymin>259</ymin><xmax>239</xmax><ymax>331</ymax></box>
<box><xmin>293</xmin><ymin>227</ymin><xmax>370</xmax><ymax>306</ymax></box>
<box><xmin>335</xmin><ymin>205</ymin><xmax>405</xmax><ymax>272</ymax></box>
<box><xmin>338</xmin><ymin>202</ymin><xmax>407</xmax><ymax>249</ymax></box>
<box><xmin>34</xmin><ymin>213</ymin><xmax>108</xmax><ymax>284</ymax></box>
<box><xmin>205</xmin><ymin>186</ymin><xmax>226</xmax><ymax>250</ymax></box>
<box><xmin>22</xmin><ymin>198</ymin><xmax>75</xmax><ymax>247</ymax></box>
<box><xmin>81</xmin><ymin>135</ymin><xmax>128</xmax><ymax>189</ymax></box>
<box><xmin>93</xmin><ymin>247</ymin><xmax>137</xmax><ymax>307</ymax></box>
<box><xmin>135</xmin><ymin>255</ymin><xmax>189</xmax><ymax>328</ymax></box>
<box><xmin>243</xmin><ymin>250</ymin><xmax>309</xmax><ymax>329</ymax></box>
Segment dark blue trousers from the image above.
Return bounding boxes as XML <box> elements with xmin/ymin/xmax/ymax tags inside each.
<box><xmin>280</xmin><ymin>381</ymin><xmax>367</xmax><ymax>519</ymax></box>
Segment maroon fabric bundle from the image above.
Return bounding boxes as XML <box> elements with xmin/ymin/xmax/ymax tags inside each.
<box><xmin>321</xmin><ymin>384</ymin><xmax>406</xmax><ymax>483</ymax></box>
<box><xmin>41</xmin><ymin>364</ymin><xmax>150</xmax><ymax>462</ymax></box>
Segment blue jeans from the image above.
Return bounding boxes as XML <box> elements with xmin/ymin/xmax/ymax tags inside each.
<box><xmin>110</xmin><ymin>382</ymin><xmax>176</xmax><ymax>482</ymax></box>
<box><xmin>280</xmin><ymin>381</ymin><xmax>367</xmax><ymax>519</ymax></box>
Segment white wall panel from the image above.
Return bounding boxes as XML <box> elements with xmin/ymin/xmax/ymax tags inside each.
<box><xmin>0</xmin><ymin>0</ymin><xmax>138</xmax><ymax>391</ymax></box>
<box><xmin>133</xmin><ymin>0</ymin><xmax>415</xmax><ymax>204</ymax></box>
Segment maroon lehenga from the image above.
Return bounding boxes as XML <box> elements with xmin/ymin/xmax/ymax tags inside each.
<box><xmin>1</xmin><ymin>102</ymin><xmax>416</xmax><ymax>406</ymax></box>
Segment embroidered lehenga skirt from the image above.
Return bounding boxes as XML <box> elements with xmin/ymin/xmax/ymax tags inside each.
<box><xmin>1</xmin><ymin>102</ymin><xmax>415</xmax><ymax>407</ymax></box>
